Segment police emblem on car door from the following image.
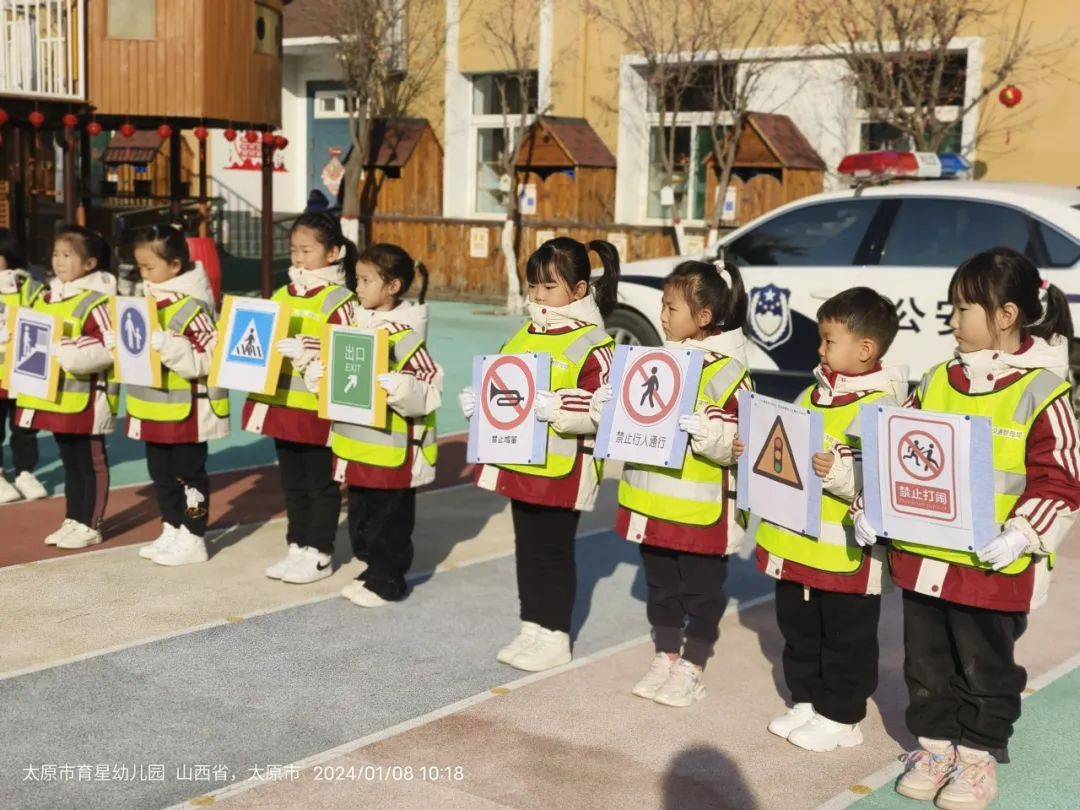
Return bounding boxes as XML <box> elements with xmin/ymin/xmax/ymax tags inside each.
<box><xmin>748</xmin><ymin>284</ymin><xmax>793</xmax><ymax>350</ymax></box>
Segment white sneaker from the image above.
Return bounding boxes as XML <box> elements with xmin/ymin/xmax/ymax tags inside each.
<box><xmin>139</xmin><ymin>523</ymin><xmax>179</xmax><ymax>559</ymax></box>
<box><xmin>281</xmin><ymin>545</ymin><xmax>333</xmax><ymax>584</ymax></box>
<box><xmin>341</xmin><ymin>580</ymin><xmax>388</xmax><ymax>607</ymax></box>
<box><xmin>768</xmin><ymin>702</ymin><xmax>815</xmax><ymax>739</ymax></box>
<box><xmin>632</xmin><ymin>653</ymin><xmax>677</xmax><ymax>700</ymax></box>
<box><xmin>0</xmin><ymin>476</ymin><xmax>21</xmax><ymax>503</ymax></box>
<box><xmin>496</xmin><ymin>621</ymin><xmax>542</xmax><ymax>664</ymax></box>
<box><xmin>935</xmin><ymin>747</ymin><xmax>998</xmax><ymax>810</ymax></box>
<box><xmin>509</xmin><ymin>627</ymin><xmax>571</xmax><ymax>671</ymax></box>
<box><xmin>152</xmin><ymin>526</ymin><xmax>208</xmax><ymax>566</ymax></box>
<box><xmin>896</xmin><ymin>738</ymin><xmax>957</xmax><ymax>802</ymax></box>
<box><xmin>56</xmin><ymin>521</ymin><xmax>103</xmax><ymax>549</ymax></box>
<box><xmin>44</xmin><ymin>519</ymin><xmax>77</xmax><ymax>546</ymax></box>
<box><xmin>653</xmin><ymin>658</ymin><xmax>706</xmax><ymax>707</ymax></box>
<box><xmin>13</xmin><ymin>471</ymin><xmax>47</xmax><ymax>501</ymax></box>
<box><xmin>265</xmin><ymin>543</ymin><xmax>303</xmax><ymax>579</ymax></box>
<box><xmin>787</xmin><ymin>712</ymin><xmax>864</xmax><ymax>752</ymax></box>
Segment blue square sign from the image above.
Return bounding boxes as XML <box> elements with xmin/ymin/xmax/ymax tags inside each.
<box><xmin>227</xmin><ymin>309</ymin><xmax>274</xmax><ymax>367</ymax></box>
<box><xmin>15</xmin><ymin>321</ymin><xmax>50</xmax><ymax>380</ymax></box>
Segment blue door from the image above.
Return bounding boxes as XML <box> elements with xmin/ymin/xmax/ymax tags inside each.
<box><xmin>306</xmin><ymin>81</ymin><xmax>352</xmax><ymax>209</ymax></box>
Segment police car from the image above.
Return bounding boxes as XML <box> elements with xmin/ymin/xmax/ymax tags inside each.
<box><xmin>611</xmin><ymin>152</ymin><xmax>1080</xmax><ymax>380</ymax></box>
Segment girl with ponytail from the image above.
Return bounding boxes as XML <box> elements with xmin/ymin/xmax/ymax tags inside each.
<box><xmin>458</xmin><ymin>236</ymin><xmax>620</xmax><ymax>672</ymax></box>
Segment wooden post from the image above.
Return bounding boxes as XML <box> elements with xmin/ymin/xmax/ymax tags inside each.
<box><xmin>169</xmin><ymin>129</ymin><xmax>182</xmax><ymax>220</ymax></box>
<box><xmin>197</xmin><ymin>136</ymin><xmax>208</xmax><ymax>237</ymax></box>
<box><xmin>260</xmin><ymin>137</ymin><xmax>273</xmax><ymax>299</ymax></box>
<box><xmin>63</xmin><ymin>126</ymin><xmax>77</xmax><ymax>224</ymax></box>
<box><xmin>78</xmin><ymin>125</ymin><xmax>91</xmax><ymax>226</ymax></box>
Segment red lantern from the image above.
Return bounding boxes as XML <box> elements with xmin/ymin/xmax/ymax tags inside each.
<box><xmin>157</xmin><ymin>123</ymin><xmax>173</xmax><ymax>139</ymax></box>
<box><xmin>274</xmin><ymin>135</ymin><xmax>288</xmax><ymax>150</ymax></box>
<box><xmin>245</xmin><ymin>130</ymin><xmax>259</xmax><ymax>144</ymax></box>
<box><xmin>0</xmin><ymin>109</ymin><xmax>8</xmax><ymax>128</ymax></box>
<box><xmin>262</xmin><ymin>131</ymin><xmax>277</xmax><ymax>147</ymax></box>
<box><xmin>999</xmin><ymin>85</ymin><xmax>1022</xmax><ymax>109</ymax></box>
<box><xmin>120</xmin><ymin>122</ymin><xmax>136</xmax><ymax>138</ymax></box>
<box><xmin>86</xmin><ymin>120</ymin><xmax>103</xmax><ymax>137</ymax></box>
<box><xmin>194</xmin><ymin>126</ymin><xmax>209</xmax><ymax>142</ymax></box>
<box><xmin>28</xmin><ymin>110</ymin><xmax>45</xmax><ymax>129</ymax></box>
<box><xmin>224</xmin><ymin>128</ymin><xmax>237</xmax><ymax>142</ymax></box>
<box><xmin>62</xmin><ymin>113</ymin><xmax>79</xmax><ymax>129</ymax></box>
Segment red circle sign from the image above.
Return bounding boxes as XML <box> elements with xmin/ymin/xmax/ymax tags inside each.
<box><xmin>621</xmin><ymin>350</ymin><xmax>682</xmax><ymax>426</ymax></box>
<box><xmin>481</xmin><ymin>355</ymin><xmax>536</xmax><ymax>430</ymax></box>
<box><xmin>897</xmin><ymin>430</ymin><xmax>944</xmax><ymax>481</ymax></box>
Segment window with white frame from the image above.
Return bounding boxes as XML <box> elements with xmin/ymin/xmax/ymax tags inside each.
<box><xmin>469</xmin><ymin>71</ymin><xmax>538</xmax><ymax>215</ymax></box>
<box><xmin>313</xmin><ymin>88</ymin><xmax>350</xmax><ymax>119</ymax></box>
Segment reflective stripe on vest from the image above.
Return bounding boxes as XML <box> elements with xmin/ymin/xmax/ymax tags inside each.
<box><xmin>891</xmin><ymin>362</ymin><xmax>1069</xmax><ymax>575</ymax></box>
<box><xmin>496</xmin><ymin>321</ymin><xmax>614</xmax><ymax>479</ymax></box>
<box><xmin>330</xmin><ymin>326</ymin><xmax>438</xmax><ymax>469</ymax></box>
<box><xmin>249</xmin><ymin>284</ymin><xmax>355</xmax><ymax>412</ymax></box>
<box><xmin>755</xmin><ymin>387</ymin><xmax>893</xmax><ymax>573</ymax></box>
<box><xmin>16</xmin><ymin>290</ymin><xmax>117</xmax><ymax>415</ymax></box>
<box><xmin>126</xmin><ymin>296</ymin><xmax>231</xmax><ymax>422</ymax></box>
<box><xmin>617</xmin><ymin>355</ymin><xmax>748</xmax><ymax>526</ymax></box>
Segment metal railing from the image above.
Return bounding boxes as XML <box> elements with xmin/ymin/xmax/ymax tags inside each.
<box><xmin>0</xmin><ymin>0</ymin><xmax>84</xmax><ymax>100</ymax></box>
<box><xmin>209</xmin><ymin>176</ymin><xmax>295</xmax><ymax>260</ymax></box>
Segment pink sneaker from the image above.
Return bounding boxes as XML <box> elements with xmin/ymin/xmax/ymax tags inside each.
<box><xmin>896</xmin><ymin>738</ymin><xmax>956</xmax><ymax>801</ymax></box>
<box><xmin>935</xmin><ymin>748</ymin><xmax>998</xmax><ymax>810</ymax></box>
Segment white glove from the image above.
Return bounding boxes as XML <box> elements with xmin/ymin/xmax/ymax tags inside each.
<box><xmin>150</xmin><ymin>331</ymin><xmax>166</xmax><ymax>352</ymax></box>
<box><xmin>976</xmin><ymin>528</ymin><xmax>1031</xmax><ymax>571</ymax></box>
<box><xmin>102</xmin><ymin>330</ymin><xmax>117</xmax><ymax>351</ymax></box>
<box><xmin>458</xmin><ymin>386</ymin><xmax>476</xmax><ymax>419</ymax></box>
<box><xmin>56</xmin><ymin>339</ymin><xmax>79</xmax><ymax>374</ymax></box>
<box><xmin>378</xmin><ymin>372</ymin><xmax>406</xmax><ymax>396</ymax></box>
<box><xmin>589</xmin><ymin>384</ymin><xmax>613</xmax><ymax>423</ymax></box>
<box><xmin>276</xmin><ymin>337</ymin><xmax>303</xmax><ymax>359</ymax></box>
<box><xmin>304</xmin><ymin>359</ymin><xmax>325</xmax><ymax>386</ymax></box>
<box><xmin>534</xmin><ymin>390</ymin><xmax>560</xmax><ymax>422</ymax></box>
<box><xmin>678</xmin><ymin>412</ymin><xmax>709</xmax><ymax>440</ymax></box>
<box><xmin>854</xmin><ymin>511</ymin><xmax>878</xmax><ymax>547</ymax></box>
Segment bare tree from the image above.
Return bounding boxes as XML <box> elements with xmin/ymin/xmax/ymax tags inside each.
<box><xmin>795</xmin><ymin>0</ymin><xmax>1034</xmax><ymax>153</ymax></box>
<box><xmin>312</xmin><ymin>0</ymin><xmax>443</xmax><ymax>247</ymax></box>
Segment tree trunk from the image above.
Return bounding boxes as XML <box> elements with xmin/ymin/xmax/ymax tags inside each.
<box><xmin>501</xmin><ymin>217</ymin><xmax>523</xmax><ymax>313</ymax></box>
<box><xmin>673</xmin><ymin>217</ymin><xmax>687</xmax><ymax>256</ymax></box>
<box><xmin>707</xmin><ymin>130</ymin><xmax>741</xmax><ymax>248</ymax></box>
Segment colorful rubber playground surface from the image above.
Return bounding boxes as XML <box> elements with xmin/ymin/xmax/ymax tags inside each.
<box><xmin>2</xmin><ymin>301</ymin><xmax>1078</xmax><ymax>809</ymax></box>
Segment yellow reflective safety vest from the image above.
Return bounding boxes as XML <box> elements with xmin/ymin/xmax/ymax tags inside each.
<box><xmin>756</xmin><ymin>386</ymin><xmax>891</xmax><ymax>573</ymax></box>
<box><xmin>126</xmin><ymin>297</ymin><xmax>231</xmax><ymax>423</ymax></box>
<box><xmin>249</xmin><ymin>284</ymin><xmax>355</xmax><ymax>412</ymax></box>
<box><xmin>890</xmin><ymin>362</ymin><xmax>1069</xmax><ymax>575</ymax></box>
<box><xmin>618</xmin><ymin>355</ymin><xmax>749</xmax><ymax>526</ymax></box>
<box><xmin>0</xmin><ymin>277</ymin><xmax>44</xmax><ymax>377</ymax></box>
<box><xmin>330</xmin><ymin>327</ymin><xmax>438</xmax><ymax>469</ymax></box>
<box><xmin>497</xmin><ymin>321</ymin><xmax>613</xmax><ymax>479</ymax></box>
<box><xmin>17</xmin><ymin>290</ymin><xmax>119</xmax><ymax>415</ymax></box>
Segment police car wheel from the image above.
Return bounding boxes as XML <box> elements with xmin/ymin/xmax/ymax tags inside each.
<box><xmin>606</xmin><ymin>307</ymin><xmax>660</xmax><ymax>347</ymax></box>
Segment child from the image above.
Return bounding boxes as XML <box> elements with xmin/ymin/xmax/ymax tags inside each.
<box><xmin>118</xmin><ymin>225</ymin><xmax>230</xmax><ymax>566</ymax></box>
<box><xmin>0</xmin><ymin>228</ymin><xmax>47</xmax><ymax>503</ymax></box>
<box><xmin>459</xmin><ymin>237</ymin><xmax>618</xmax><ymax>672</ymax></box>
<box><xmin>17</xmin><ymin>225</ymin><xmax>117</xmax><ymax>548</ymax></box>
<box><xmin>307</xmin><ymin>244</ymin><xmax>441</xmax><ymax>607</ymax></box>
<box><xmin>863</xmin><ymin>248</ymin><xmax>1079</xmax><ymax>808</ymax></box>
<box><xmin>754</xmin><ymin>288</ymin><xmax>906</xmax><ymax>750</ymax></box>
<box><xmin>591</xmin><ymin>260</ymin><xmax>753</xmax><ymax>707</ymax></box>
<box><xmin>245</xmin><ymin>212</ymin><xmax>359</xmax><ymax>585</ymax></box>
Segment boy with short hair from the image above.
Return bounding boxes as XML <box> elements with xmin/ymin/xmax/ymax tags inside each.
<box><xmin>754</xmin><ymin>287</ymin><xmax>908</xmax><ymax>752</ymax></box>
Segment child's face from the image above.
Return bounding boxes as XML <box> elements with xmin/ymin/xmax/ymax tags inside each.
<box><xmin>948</xmin><ymin>294</ymin><xmax>1019</xmax><ymax>353</ymax></box>
<box><xmin>355</xmin><ymin>261</ymin><xmax>400</xmax><ymax>311</ymax></box>
<box><xmin>134</xmin><ymin>245</ymin><xmax>182</xmax><ymax>285</ymax></box>
<box><xmin>661</xmin><ymin>286</ymin><xmax>709</xmax><ymax>342</ymax></box>
<box><xmin>290</xmin><ymin>226</ymin><xmax>340</xmax><ymax>271</ymax></box>
<box><xmin>817</xmin><ymin>319</ymin><xmax>878</xmax><ymax>375</ymax></box>
<box><xmin>52</xmin><ymin>238</ymin><xmax>96</xmax><ymax>283</ymax></box>
<box><xmin>527</xmin><ymin>268</ymin><xmax>587</xmax><ymax>309</ymax></box>
<box><xmin>0</xmin><ymin>256</ymin><xmax>8</xmax><ymax>271</ymax></box>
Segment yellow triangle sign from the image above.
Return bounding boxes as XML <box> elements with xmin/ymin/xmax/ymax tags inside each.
<box><xmin>752</xmin><ymin>415</ymin><xmax>803</xmax><ymax>490</ymax></box>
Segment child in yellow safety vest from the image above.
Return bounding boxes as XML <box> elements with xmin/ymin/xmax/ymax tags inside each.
<box><xmin>245</xmin><ymin>212</ymin><xmax>360</xmax><ymax>586</ymax></box>
<box><xmin>459</xmin><ymin>237</ymin><xmax>619</xmax><ymax>673</ymax></box>
<box><xmin>117</xmin><ymin>225</ymin><xmax>230</xmax><ymax>567</ymax></box>
<box><xmin>592</xmin><ymin>260</ymin><xmax>755</xmax><ymax>708</ymax></box>
<box><xmin>751</xmin><ymin>288</ymin><xmax>906</xmax><ymax>751</ymax></box>
<box><xmin>17</xmin><ymin>226</ymin><xmax>117</xmax><ymax>549</ymax></box>
<box><xmin>305</xmin><ymin>243</ymin><xmax>441</xmax><ymax>607</ymax></box>
<box><xmin>862</xmin><ymin>248</ymin><xmax>1080</xmax><ymax>809</ymax></box>
<box><xmin>0</xmin><ymin>227</ymin><xmax>47</xmax><ymax>504</ymax></box>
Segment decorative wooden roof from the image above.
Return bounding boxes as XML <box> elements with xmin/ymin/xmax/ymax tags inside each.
<box><xmin>743</xmin><ymin>113</ymin><xmax>826</xmax><ymax>170</ymax></box>
<box><xmin>516</xmin><ymin>117</ymin><xmax>616</xmax><ymax>169</ymax></box>
<box><xmin>364</xmin><ymin>118</ymin><xmax>437</xmax><ymax>168</ymax></box>
<box><xmin>101</xmin><ymin>131</ymin><xmax>165</xmax><ymax>165</ymax></box>
<box><xmin>283</xmin><ymin>0</ymin><xmax>334</xmax><ymax>39</ymax></box>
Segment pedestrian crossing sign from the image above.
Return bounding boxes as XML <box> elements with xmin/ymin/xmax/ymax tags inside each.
<box><xmin>319</xmin><ymin>325</ymin><xmax>389</xmax><ymax>427</ymax></box>
<box><xmin>209</xmin><ymin>295</ymin><xmax>291</xmax><ymax>395</ymax></box>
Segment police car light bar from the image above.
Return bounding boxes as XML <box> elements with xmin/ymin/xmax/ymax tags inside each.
<box><xmin>837</xmin><ymin>151</ymin><xmax>972</xmax><ymax>179</ymax></box>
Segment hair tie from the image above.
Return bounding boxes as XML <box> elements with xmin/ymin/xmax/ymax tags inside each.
<box><xmin>713</xmin><ymin>259</ymin><xmax>732</xmax><ymax>289</ymax></box>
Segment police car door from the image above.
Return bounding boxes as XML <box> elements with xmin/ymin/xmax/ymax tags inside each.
<box><xmin>724</xmin><ymin>197</ymin><xmax>886</xmax><ymax>375</ymax></box>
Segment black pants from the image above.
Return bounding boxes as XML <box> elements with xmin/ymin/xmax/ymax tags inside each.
<box><xmin>641</xmin><ymin>545</ymin><xmax>728</xmax><ymax>668</ymax></box>
<box><xmin>54</xmin><ymin>433</ymin><xmax>108</xmax><ymax>528</ymax></box>
<box><xmin>348</xmin><ymin>486</ymin><xmax>415</xmax><ymax>601</ymax></box>
<box><xmin>0</xmin><ymin>397</ymin><xmax>38</xmax><ymax>474</ymax></box>
<box><xmin>903</xmin><ymin>589</ymin><xmax>1027</xmax><ymax>762</ymax></box>
<box><xmin>274</xmin><ymin>439</ymin><xmax>341</xmax><ymax>556</ymax></box>
<box><xmin>145</xmin><ymin>442</ymin><xmax>210</xmax><ymax>536</ymax></box>
<box><xmin>775</xmin><ymin>579</ymin><xmax>881</xmax><ymax>724</ymax></box>
<box><xmin>511</xmin><ymin>499</ymin><xmax>579</xmax><ymax>634</ymax></box>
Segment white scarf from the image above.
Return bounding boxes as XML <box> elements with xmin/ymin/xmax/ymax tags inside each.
<box><xmin>955</xmin><ymin>334</ymin><xmax>1070</xmax><ymax>392</ymax></box>
<box><xmin>527</xmin><ymin>293</ymin><xmax>605</xmax><ymax>331</ymax></box>
<box><xmin>144</xmin><ymin>262</ymin><xmax>216</xmax><ymax>310</ymax></box>
<box><xmin>49</xmin><ymin>270</ymin><xmax>117</xmax><ymax>301</ymax></box>
<box><xmin>353</xmin><ymin>300</ymin><xmax>430</xmax><ymax>340</ymax></box>
<box><xmin>288</xmin><ymin>263</ymin><xmax>346</xmax><ymax>294</ymax></box>
<box><xmin>668</xmin><ymin>328</ymin><xmax>749</xmax><ymax>368</ymax></box>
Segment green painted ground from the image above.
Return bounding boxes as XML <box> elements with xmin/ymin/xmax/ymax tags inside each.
<box><xmin>854</xmin><ymin>661</ymin><xmax>1080</xmax><ymax>809</ymax></box>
